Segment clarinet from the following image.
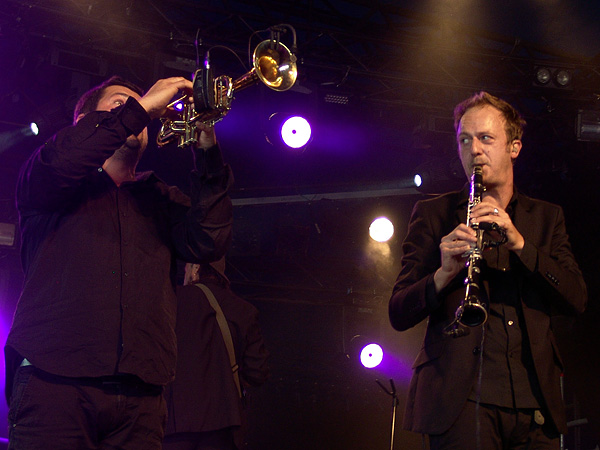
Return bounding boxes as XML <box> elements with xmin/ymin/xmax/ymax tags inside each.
<box><xmin>444</xmin><ymin>165</ymin><xmax>489</xmax><ymax>337</ymax></box>
<box><xmin>455</xmin><ymin>165</ymin><xmax>488</xmax><ymax>327</ymax></box>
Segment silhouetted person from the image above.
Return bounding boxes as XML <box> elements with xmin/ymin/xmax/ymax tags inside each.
<box><xmin>163</xmin><ymin>260</ymin><xmax>270</xmax><ymax>450</ymax></box>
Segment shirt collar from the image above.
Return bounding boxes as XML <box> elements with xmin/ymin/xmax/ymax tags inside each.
<box><xmin>457</xmin><ymin>184</ymin><xmax>519</xmax><ymax>214</ymax></box>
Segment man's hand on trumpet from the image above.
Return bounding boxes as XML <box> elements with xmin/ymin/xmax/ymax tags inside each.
<box><xmin>138</xmin><ymin>77</ymin><xmax>194</xmax><ymax>120</ymax></box>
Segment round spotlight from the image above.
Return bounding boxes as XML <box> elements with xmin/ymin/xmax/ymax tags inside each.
<box><xmin>360</xmin><ymin>343</ymin><xmax>384</xmax><ymax>369</ymax></box>
<box><xmin>173</xmin><ymin>101</ymin><xmax>184</xmax><ymax>112</ymax></box>
<box><xmin>20</xmin><ymin>122</ymin><xmax>40</xmax><ymax>137</ymax></box>
<box><xmin>369</xmin><ymin>217</ymin><xmax>394</xmax><ymax>242</ymax></box>
<box><xmin>554</xmin><ymin>69</ymin><xmax>572</xmax><ymax>87</ymax></box>
<box><xmin>266</xmin><ymin>113</ymin><xmax>312</xmax><ymax>150</ymax></box>
<box><xmin>413</xmin><ymin>173</ymin><xmax>422</xmax><ymax>188</ymax></box>
<box><xmin>27</xmin><ymin>122</ymin><xmax>40</xmax><ymax>136</ymax></box>
<box><xmin>535</xmin><ymin>67</ymin><xmax>552</xmax><ymax>85</ymax></box>
<box><xmin>280</xmin><ymin>116</ymin><xmax>311</xmax><ymax>149</ymax></box>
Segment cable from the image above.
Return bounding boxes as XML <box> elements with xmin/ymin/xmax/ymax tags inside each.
<box><xmin>475</xmin><ymin>326</ymin><xmax>486</xmax><ymax>450</ymax></box>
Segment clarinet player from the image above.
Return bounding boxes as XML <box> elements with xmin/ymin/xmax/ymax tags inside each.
<box><xmin>389</xmin><ymin>91</ymin><xmax>587</xmax><ymax>449</ymax></box>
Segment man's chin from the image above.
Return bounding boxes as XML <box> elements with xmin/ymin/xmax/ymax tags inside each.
<box><xmin>112</xmin><ymin>136</ymin><xmax>146</xmax><ymax>165</ymax></box>
<box><xmin>125</xmin><ymin>135</ymin><xmax>142</xmax><ymax>150</ymax></box>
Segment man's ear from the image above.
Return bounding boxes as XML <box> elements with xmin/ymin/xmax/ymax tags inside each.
<box><xmin>510</xmin><ymin>140</ymin><xmax>522</xmax><ymax>159</ymax></box>
<box><xmin>75</xmin><ymin>113</ymin><xmax>85</xmax><ymax>124</ymax></box>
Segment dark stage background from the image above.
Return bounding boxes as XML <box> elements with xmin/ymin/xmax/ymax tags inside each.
<box><xmin>1</xmin><ymin>1</ymin><xmax>599</xmax><ymax>449</ymax></box>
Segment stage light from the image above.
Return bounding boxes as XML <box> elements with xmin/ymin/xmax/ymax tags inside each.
<box><xmin>28</xmin><ymin>122</ymin><xmax>39</xmax><ymax>136</ymax></box>
<box><xmin>17</xmin><ymin>122</ymin><xmax>39</xmax><ymax>137</ymax></box>
<box><xmin>323</xmin><ymin>93</ymin><xmax>350</xmax><ymax>105</ymax></box>
<box><xmin>0</xmin><ymin>120</ymin><xmax>43</xmax><ymax>154</ymax></box>
<box><xmin>266</xmin><ymin>112</ymin><xmax>312</xmax><ymax>150</ymax></box>
<box><xmin>535</xmin><ymin>67</ymin><xmax>552</xmax><ymax>85</ymax></box>
<box><xmin>533</xmin><ymin>65</ymin><xmax>573</xmax><ymax>89</ymax></box>
<box><xmin>413</xmin><ymin>169</ymin><xmax>432</xmax><ymax>190</ymax></box>
<box><xmin>281</xmin><ymin>116</ymin><xmax>311</xmax><ymax>148</ymax></box>
<box><xmin>369</xmin><ymin>217</ymin><xmax>394</xmax><ymax>243</ymax></box>
<box><xmin>577</xmin><ymin>110</ymin><xmax>600</xmax><ymax>142</ymax></box>
<box><xmin>412</xmin><ymin>157</ymin><xmax>465</xmax><ymax>194</ymax></box>
<box><xmin>347</xmin><ymin>334</ymin><xmax>384</xmax><ymax>369</ymax></box>
<box><xmin>413</xmin><ymin>174</ymin><xmax>422</xmax><ymax>188</ymax></box>
<box><xmin>554</xmin><ymin>69</ymin><xmax>572</xmax><ymax>87</ymax></box>
<box><xmin>360</xmin><ymin>343</ymin><xmax>384</xmax><ymax>369</ymax></box>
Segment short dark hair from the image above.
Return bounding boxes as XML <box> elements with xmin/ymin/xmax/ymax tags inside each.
<box><xmin>453</xmin><ymin>91</ymin><xmax>526</xmax><ymax>143</ymax></box>
<box><xmin>73</xmin><ymin>76</ymin><xmax>144</xmax><ymax>124</ymax></box>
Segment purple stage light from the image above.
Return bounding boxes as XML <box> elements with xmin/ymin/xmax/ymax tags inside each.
<box><xmin>280</xmin><ymin>116</ymin><xmax>311</xmax><ymax>149</ymax></box>
<box><xmin>266</xmin><ymin>112</ymin><xmax>312</xmax><ymax>150</ymax></box>
<box><xmin>360</xmin><ymin>343</ymin><xmax>383</xmax><ymax>369</ymax></box>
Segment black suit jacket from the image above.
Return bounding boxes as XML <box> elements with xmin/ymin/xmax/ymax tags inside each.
<box><xmin>164</xmin><ymin>279</ymin><xmax>270</xmax><ymax>441</ymax></box>
<box><xmin>389</xmin><ymin>188</ymin><xmax>587</xmax><ymax>435</ymax></box>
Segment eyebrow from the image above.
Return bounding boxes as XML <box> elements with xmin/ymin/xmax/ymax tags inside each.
<box><xmin>459</xmin><ymin>129</ymin><xmax>493</xmax><ymax>136</ymax></box>
<box><xmin>107</xmin><ymin>91</ymin><xmax>131</xmax><ymax>99</ymax></box>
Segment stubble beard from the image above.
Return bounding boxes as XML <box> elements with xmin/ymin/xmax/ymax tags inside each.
<box><xmin>113</xmin><ymin>135</ymin><xmax>144</xmax><ymax>166</ymax></box>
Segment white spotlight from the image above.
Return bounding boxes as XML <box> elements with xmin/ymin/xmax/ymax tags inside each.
<box><xmin>413</xmin><ymin>174</ymin><xmax>422</xmax><ymax>187</ymax></box>
<box><xmin>280</xmin><ymin>116</ymin><xmax>311</xmax><ymax>149</ymax></box>
<box><xmin>369</xmin><ymin>217</ymin><xmax>394</xmax><ymax>242</ymax></box>
<box><xmin>360</xmin><ymin>343</ymin><xmax>384</xmax><ymax>369</ymax></box>
<box><xmin>266</xmin><ymin>113</ymin><xmax>312</xmax><ymax>150</ymax></box>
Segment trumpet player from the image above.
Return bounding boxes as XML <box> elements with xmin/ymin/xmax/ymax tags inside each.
<box><xmin>389</xmin><ymin>91</ymin><xmax>587</xmax><ymax>450</ymax></box>
<box><xmin>5</xmin><ymin>75</ymin><xmax>233</xmax><ymax>449</ymax></box>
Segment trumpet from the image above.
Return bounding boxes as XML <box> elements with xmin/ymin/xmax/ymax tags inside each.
<box><xmin>157</xmin><ymin>35</ymin><xmax>298</xmax><ymax>148</ymax></box>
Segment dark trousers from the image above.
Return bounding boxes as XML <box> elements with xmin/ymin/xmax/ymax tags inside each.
<box><xmin>8</xmin><ymin>365</ymin><xmax>166</xmax><ymax>450</ymax></box>
<box><xmin>428</xmin><ymin>401</ymin><xmax>560</xmax><ymax>450</ymax></box>
<box><xmin>163</xmin><ymin>430</ymin><xmax>237</xmax><ymax>450</ymax></box>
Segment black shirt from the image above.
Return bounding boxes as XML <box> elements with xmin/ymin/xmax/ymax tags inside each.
<box><xmin>466</xmin><ymin>195</ymin><xmax>541</xmax><ymax>408</ymax></box>
<box><xmin>6</xmin><ymin>97</ymin><xmax>233</xmax><ymax>387</ymax></box>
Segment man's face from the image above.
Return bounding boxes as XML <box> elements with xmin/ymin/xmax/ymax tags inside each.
<box><xmin>96</xmin><ymin>84</ymin><xmax>149</xmax><ymax>153</ymax></box>
<box><xmin>456</xmin><ymin>104</ymin><xmax>520</xmax><ymax>189</ymax></box>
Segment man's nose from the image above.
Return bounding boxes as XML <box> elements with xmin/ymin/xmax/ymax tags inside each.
<box><xmin>470</xmin><ymin>138</ymin><xmax>483</xmax><ymax>154</ymax></box>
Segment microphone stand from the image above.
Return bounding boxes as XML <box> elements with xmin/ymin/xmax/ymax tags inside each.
<box><xmin>376</xmin><ymin>379</ymin><xmax>399</xmax><ymax>450</ymax></box>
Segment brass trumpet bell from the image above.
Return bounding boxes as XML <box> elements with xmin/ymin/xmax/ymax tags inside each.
<box><xmin>247</xmin><ymin>39</ymin><xmax>297</xmax><ymax>92</ymax></box>
<box><xmin>157</xmin><ymin>39</ymin><xmax>297</xmax><ymax>148</ymax></box>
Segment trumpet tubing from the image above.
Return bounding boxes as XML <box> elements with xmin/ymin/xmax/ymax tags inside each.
<box><xmin>157</xmin><ymin>39</ymin><xmax>297</xmax><ymax>148</ymax></box>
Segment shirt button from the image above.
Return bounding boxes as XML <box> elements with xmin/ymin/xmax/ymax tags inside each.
<box><xmin>124</xmin><ymin>272</ymin><xmax>129</xmax><ymax>277</ymax></box>
<box><xmin>508</xmin><ymin>320</ymin><xmax>514</xmax><ymax>326</ymax></box>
